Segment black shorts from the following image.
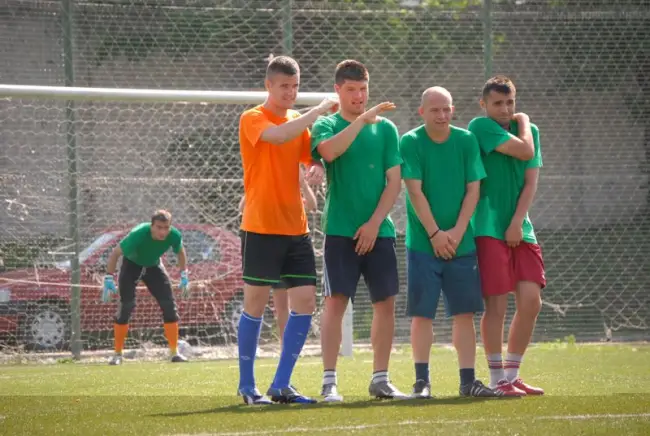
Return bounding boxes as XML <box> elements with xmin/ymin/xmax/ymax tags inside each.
<box><xmin>323</xmin><ymin>235</ymin><xmax>399</xmax><ymax>304</ymax></box>
<box><xmin>240</xmin><ymin>231</ymin><xmax>317</xmax><ymax>288</ymax></box>
<box><xmin>272</xmin><ymin>279</ymin><xmax>289</xmax><ymax>290</ymax></box>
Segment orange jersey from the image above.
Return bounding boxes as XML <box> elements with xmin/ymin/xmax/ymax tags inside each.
<box><xmin>239</xmin><ymin>105</ymin><xmax>312</xmax><ymax>235</ymax></box>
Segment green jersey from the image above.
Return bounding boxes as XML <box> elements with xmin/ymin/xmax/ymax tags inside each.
<box><xmin>467</xmin><ymin>116</ymin><xmax>543</xmax><ymax>243</ymax></box>
<box><xmin>400</xmin><ymin>125</ymin><xmax>486</xmax><ymax>257</ymax></box>
<box><xmin>311</xmin><ymin>113</ymin><xmax>402</xmax><ymax>238</ymax></box>
<box><xmin>119</xmin><ymin>222</ymin><xmax>183</xmax><ymax>267</ymax></box>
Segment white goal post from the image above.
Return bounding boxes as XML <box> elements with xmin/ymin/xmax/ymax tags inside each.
<box><xmin>0</xmin><ymin>84</ymin><xmax>335</xmax><ymax>105</ymax></box>
<box><xmin>0</xmin><ymin>83</ymin><xmax>354</xmax><ymax>358</ymax></box>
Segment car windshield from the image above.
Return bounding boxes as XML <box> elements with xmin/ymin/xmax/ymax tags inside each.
<box><xmin>51</xmin><ymin>232</ymin><xmax>120</xmax><ymax>270</ymax></box>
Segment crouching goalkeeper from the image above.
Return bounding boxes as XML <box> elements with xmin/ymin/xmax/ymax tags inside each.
<box><xmin>102</xmin><ymin>210</ymin><xmax>190</xmax><ymax>365</ymax></box>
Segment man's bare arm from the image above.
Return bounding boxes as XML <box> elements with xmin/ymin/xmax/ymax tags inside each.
<box><xmin>495</xmin><ymin>114</ymin><xmax>535</xmax><ymax>160</ymax></box>
<box><xmin>261</xmin><ymin>99</ymin><xmax>336</xmax><ymax>145</ymax></box>
<box><xmin>317</xmin><ymin>102</ymin><xmax>395</xmax><ymax>162</ymax></box>
<box><xmin>454</xmin><ymin>181</ymin><xmax>481</xmax><ymax>231</ymax></box>
<box><xmin>300</xmin><ymin>181</ymin><xmax>318</xmax><ymax>212</ymax></box>
<box><xmin>106</xmin><ymin>246</ymin><xmax>122</xmax><ymax>275</ymax></box>
<box><xmin>368</xmin><ymin>166</ymin><xmax>401</xmax><ymax>226</ymax></box>
<box><xmin>317</xmin><ymin>118</ymin><xmax>366</xmax><ymax>162</ymax></box>
<box><xmin>177</xmin><ymin>246</ymin><xmax>187</xmax><ymax>272</ymax></box>
<box><xmin>404</xmin><ymin>179</ymin><xmax>440</xmax><ymax>236</ymax></box>
<box><xmin>238</xmin><ymin>196</ymin><xmax>245</xmax><ymax>213</ymax></box>
<box><xmin>511</xmin><ymin>168</ymin><xmax>539</xmax><ymax>226</ymax></box>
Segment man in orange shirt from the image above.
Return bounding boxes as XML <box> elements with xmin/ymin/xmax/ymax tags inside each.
<box><xmin>237</xmin><ymin>55</ymin><xmax>337</xmax><ymax>405</ymax></box>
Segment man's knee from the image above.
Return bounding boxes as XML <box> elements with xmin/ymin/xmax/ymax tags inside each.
<box><xmin>483</xmin><ymin>294</ymin><xmax>509</xmax><ymax>319</ymax></box>
<box><xmin>411</xmin><ymin>315</ymin><xmax>433</xmax><ymax>329</ymax></box>
<box><xmin>452</xmin><ymin>313</ymin><xmax>476</xmax><ymax>335</ymax></box>
<box><xmin>323</xmin><ymin>294</ymin><xmax>349</xmax><ymax>318</ymax></box>
<box><xmin>515</xmin><ymin>281</ymin><xmax>542</xmax><ymax>317</ymax></box>
<box><xmin>115</xmin><ymin>300</ymin><xmax>136</xmax><ymax>324</ymax></box>
<box><xmin>243</xmin><ymin>284</ymin><xmax>271</xmax><ymax>318</ymax></box>
<box><xmin>372</xmin><ymin>295</ymin><xmax>396</xmax><ymax>316</ymax></box>
<box><xmin>453</xmin><ymin>313</ymin><xmax>475</xmax><ymax>323</ymax></box>
<box><xmin>272</xmin><ymin>291</ymin><xmax>289</xmax><ymax>319</ymax></box>
<box><xmin>288</xmin><ymin>285</ymin><xmax>316</xmax><ymax>314</ymax></box>
<box><xmin>159</xmin><ymin>299</ymin><xmax>179</xmax><ymax>323</ymax></box>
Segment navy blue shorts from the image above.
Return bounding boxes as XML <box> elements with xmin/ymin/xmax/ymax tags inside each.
<box><xmin>323</xmin><ymin>236</ymin><xmax>399</xmax><ymax>304</ymax></box>
<box><xmin>407</xmin><ymin>249</ymin><xmax>484</xmax><ymax>319</ymax></box>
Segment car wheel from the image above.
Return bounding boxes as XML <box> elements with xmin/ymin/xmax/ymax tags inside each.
<box><xmin>20</xmin><ymin>302</ymin><xmax>71</xmax><ymax>351</ymax></box>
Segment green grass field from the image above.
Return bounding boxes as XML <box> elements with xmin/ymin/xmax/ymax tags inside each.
<box><xmin>1</xmin><ymin>344</ymin><xmax>649</xmax><ymax>435</ymax></box>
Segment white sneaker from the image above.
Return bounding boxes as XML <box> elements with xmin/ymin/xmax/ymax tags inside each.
<box><xmin>321</xmin><ymin>383</ymin><xmax>343</xmax><ymax>402</ymax></box>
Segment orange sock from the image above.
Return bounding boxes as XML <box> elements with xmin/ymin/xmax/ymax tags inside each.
<box><xmin>114</xmin><ymin>323</ymin><xmax>129</xmax><ymax>354</ymax></box>
<box><xmin>164</xmin><ymin>322</ymin><xmax>179</xmax><ymax>355</ymax></box>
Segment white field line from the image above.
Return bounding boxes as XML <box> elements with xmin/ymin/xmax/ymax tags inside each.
<box><xmin>167</xmin><ymin>413</ymin><xmax>650</xmax><ymax>436</ymax></box>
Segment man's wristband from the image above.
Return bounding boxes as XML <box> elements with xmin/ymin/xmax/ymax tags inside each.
<box><xmin>428</xmin><ymin>229</ymin><xmax>440</xmax><ymax>240</ymax></box>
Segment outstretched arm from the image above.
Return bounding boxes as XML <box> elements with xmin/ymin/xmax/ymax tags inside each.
<box><xmin>316</xmin><ymin>102</ymin><xmax>396</xmax><ymax>162</ymax></box>
<box><xmin>316</xmin><ymin>118</ymin><xmax>366</xmax><ymax>162</ymax></box>
<box><xmin>261</xmin><ymin>98</ymin><xmax>337</xmax><ymax>145</ymax></box>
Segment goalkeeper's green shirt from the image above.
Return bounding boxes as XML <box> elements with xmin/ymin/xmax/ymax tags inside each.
<box><xmin>467</xmin><ymin>116</ymin><xmax>543</xmax><ymax>244</ymax></box>
<box><xmin>119</xmin><ymin>222</ymin><xmax>182</xmax><ymax>267</ymax></box>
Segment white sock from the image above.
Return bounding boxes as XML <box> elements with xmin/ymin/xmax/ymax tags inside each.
<box><xmin>504</xmin><ymin>353</ymin><xmax>523</xmax><ymax>382</ymax></box>
<box><xmin>372</xmin><ymin>370</ymin><xmax>389</xmax><ymax>384</ymax></box>
<box><xmin>323</xmin><ymin>369</ymin><xmax>337</xmax><ymax>386</ymax></box>
<box><xmin>487</xmin><ymin>353</ymin><xmax>505</xmax><ymax>388</ymax></box>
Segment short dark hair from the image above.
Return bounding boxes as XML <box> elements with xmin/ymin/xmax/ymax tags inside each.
<box><xmin>334</xmin><ymin>60</ymin><xmax>369</xmax><ymax>85</ymax></box>
<box><xmin>151</xmin><ymin>209</ymin><xmax>172</xmax><ymax>225</ymax></box>
<box><xmin>266</xmin><ymin>55</ymin><xmax>299</xmax><ymax>79</ymax></box>
<box><xmin>482</xmin><ymin>75</ymin><xmax>516</xmax><ymax>100</ymax></box>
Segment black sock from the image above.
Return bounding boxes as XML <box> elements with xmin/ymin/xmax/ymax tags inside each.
<box><xmin>460</xmin><ymin>368</ymin><xmax>475</xmax><ymax>386</ymax></box>
<box><xmin>415</xmin><ymin>362</ymin><xmax>429</xmax><ymax>383</ymax></box>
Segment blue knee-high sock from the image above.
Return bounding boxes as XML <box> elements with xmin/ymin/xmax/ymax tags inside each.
<box><xmin>271</xmin><ymin>311</ymin><xmax>312</xmax><ymax>389</ymax></box>
<box><xmin>238</xmin><ymin>312</ymin><xmax>262</xmax><ymax>391</ymax></box>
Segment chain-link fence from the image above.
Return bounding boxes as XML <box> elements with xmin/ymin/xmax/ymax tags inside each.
<box><xmin>0</xmin><ymin>0</ymin><xmax>649</xmax><ymax>358</ymax></box>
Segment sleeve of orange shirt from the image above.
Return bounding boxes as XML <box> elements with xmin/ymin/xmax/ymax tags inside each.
<box><xmin>240</xmin><ymin>109</ymin><xmax>275</xmax><ymax>147</ymax></box>
<box><xmin>300</xmin><ymin>128</ymin><xmax>313</xmax><ymax>165</ymax></box>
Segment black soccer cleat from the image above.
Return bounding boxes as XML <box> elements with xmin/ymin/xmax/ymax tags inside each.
<box><xmin>267</xmin><ymin>386</ymin><xmax>317</xmax><ymax>404</ymax></box>
<box><xmin>411</xmin><ymin>379</ymin><xmax>433</xmax><ymax>399</ymax></box>
<box><xmin>460</xmin><ymin>379</ymin><xmax>504</xmax><ymax>397</ymax></box>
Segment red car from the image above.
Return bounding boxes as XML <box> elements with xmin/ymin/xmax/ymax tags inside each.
<box><xmin>0</xmin><ymin>224</ymin><xmax>269</xmax><ymax>351</ymax></box>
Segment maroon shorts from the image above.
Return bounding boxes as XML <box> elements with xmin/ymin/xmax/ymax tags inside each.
<box><xmin>475</xmin><ymin>236</ymin><xmax>546</xmax><ymax>297</ymax></box>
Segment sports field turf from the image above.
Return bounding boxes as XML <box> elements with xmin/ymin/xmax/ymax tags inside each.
<box><xmin>1</xmin><ymin>343</ymin><xmax>649</xmax><ymax>435</ymax></box>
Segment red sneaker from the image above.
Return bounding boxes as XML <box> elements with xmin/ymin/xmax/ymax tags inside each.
<box><xmin>511</xmin><ymin>378</ymin><xmax>544</xmax><ymax>395</ymax></box>
<box><xmin>494</xmin><ymin>380</ymin><xmax>527</xmax><ymax>397</ymax></box>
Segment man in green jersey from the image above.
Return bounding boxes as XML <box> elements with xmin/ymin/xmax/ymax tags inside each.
<box><xmin>400</xmin><ymin>87</ymin><xmax>501</xmax><ymax>399</ymax></box>
<box><xmin>467</xmin><ymin>75</ymin><xmax>546</xmax><ymax>396</ymax></box>
<box><xmin>312</xmin><ymin>60</ymin><xmax>407</xmax><ymax>401</ymax></box>
<box><xmin>102</xmin><ymin>210</ymin><xmax>190</xmax><ymax>365</ymax></box>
